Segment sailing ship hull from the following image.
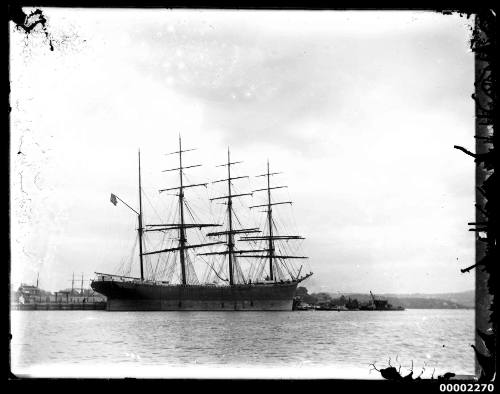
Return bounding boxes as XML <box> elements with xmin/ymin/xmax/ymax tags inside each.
<box><xmin>91</xmin><ymin>279</ymin><xmax>299</xmax><ymax>311</ymax></box>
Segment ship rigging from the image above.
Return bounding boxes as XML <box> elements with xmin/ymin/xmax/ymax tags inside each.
<box><xmin>91</xmin><ymin>137</ymin><xmax>312</xmax><ymax>311</ymax></box>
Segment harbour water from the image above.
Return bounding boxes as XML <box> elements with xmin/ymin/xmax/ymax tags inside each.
<box><xmin>10</xmin><ymin>309</ymin><xmax>474</xmax><ymax>379</ymax></box>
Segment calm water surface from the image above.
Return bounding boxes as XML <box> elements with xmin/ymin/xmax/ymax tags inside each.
<box><xmin>11</xmin><ymin>309</ymin><xmax>474</xmax><ymax>379</ymax></box>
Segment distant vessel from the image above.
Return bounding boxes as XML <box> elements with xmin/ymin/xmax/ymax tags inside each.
<box><xmin>91</xmin><ymin>137</ymin><xmax>312</xmax><ymax>311</ymax></box>
<box><xmin>359</xmin><ymin>291</ymin><xmax>405</xmax><ymax>311</ymax></box>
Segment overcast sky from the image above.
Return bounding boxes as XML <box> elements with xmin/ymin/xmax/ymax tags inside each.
<box><xmin>10</xmin><ymin>9</ymin><xmax>475</xmax><ymax>294</ymax></box>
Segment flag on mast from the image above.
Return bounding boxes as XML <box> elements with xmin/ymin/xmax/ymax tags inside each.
<box><xmin>110</xmin><ymin>193</ymin><xmax>118</xmax><ymax>206</ymax></box>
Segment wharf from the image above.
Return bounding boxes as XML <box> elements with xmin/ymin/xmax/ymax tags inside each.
<box><xmin>12</xmin><ymin>301</ymin><xmax>106</xmax><ymax>310</ymax></box>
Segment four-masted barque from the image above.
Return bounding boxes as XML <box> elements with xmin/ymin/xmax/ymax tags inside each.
<box><xmin>91</xmin><ymin>137</ymin><xmax>312</xmax><ymax>311</ymax></box>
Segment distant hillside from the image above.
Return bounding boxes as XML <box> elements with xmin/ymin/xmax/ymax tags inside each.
<box><xmin>341</xmin><ymin>291</ymin><xmax>474</xmax><ymax>309</ymax></box>
<box><xmin>379</xmin><ymin>290</ymin><xmax>475</xmax><ymax>309</ymax></box>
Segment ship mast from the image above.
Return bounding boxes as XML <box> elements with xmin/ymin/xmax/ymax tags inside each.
<box><xmin>142</xmin><ymin>136</ymin><xmax>223</xmax><ymax>285</ymax></box>
<box><xmin>239</xmin><ymin>160</ymin><xmax>309</xmax><ymax>282</ymax></box>
<box><xmin>177</xmin><ymin>137</ymin><xmax>188</xmax><ymax>284</ymax></box>
<box><xmin>198</xmin><ymin>149</ymin><xmax>260</xmax><ymax>285</ymax></box>
<box><xmin>107</xmin><ymin>153</ymin><xmax>145</xmax><ymax>281</ymax></box>
<box><xmin>226</xmin><ymin>149</ymin><xmax>236</xmax><ymax>284</ymax></box>
<box><xmin>265</xmin><ymin>160</ymin><xmax>275</xmax><ymax>280</ymax></box>
<box><xmin>138</xmin><ymin>150</ymin><xmax>145</xmax><ymax>281</ymax></box>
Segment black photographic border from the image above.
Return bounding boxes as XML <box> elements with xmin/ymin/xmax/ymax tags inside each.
<box><xmin>7</xmin><ymin>4</ymin><xmax>497</xmax><ymax>389</ymax></box>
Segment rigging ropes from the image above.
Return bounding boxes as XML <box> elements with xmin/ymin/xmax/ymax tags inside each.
<box><xmin>112</xmin><ymin>233</ymin><xmax>138</xmax><ymax>277</ymax></box>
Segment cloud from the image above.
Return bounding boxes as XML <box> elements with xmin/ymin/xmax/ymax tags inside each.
<box><xmin>123</xmin><ymin>11</ymin><xmax>474</xmax><ymax>157</ymax></box>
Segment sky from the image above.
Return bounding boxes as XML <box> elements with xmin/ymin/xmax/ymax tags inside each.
<box><xmin>10</xmin><ymin>9</ymin><xmax>475</xmax><ymax>294</ymax></box>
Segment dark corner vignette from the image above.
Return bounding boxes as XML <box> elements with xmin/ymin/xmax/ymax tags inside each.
<box><xmin>8</xmin><ymin>3</ymin><xmax>54</xmax><ymax>51</ymax></box>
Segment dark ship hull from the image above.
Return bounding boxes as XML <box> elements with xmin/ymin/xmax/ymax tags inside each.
<box><xmin>91</xmin><ymin>275</ymin><xmax>300</xmax><ymax>311</ymax></box>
